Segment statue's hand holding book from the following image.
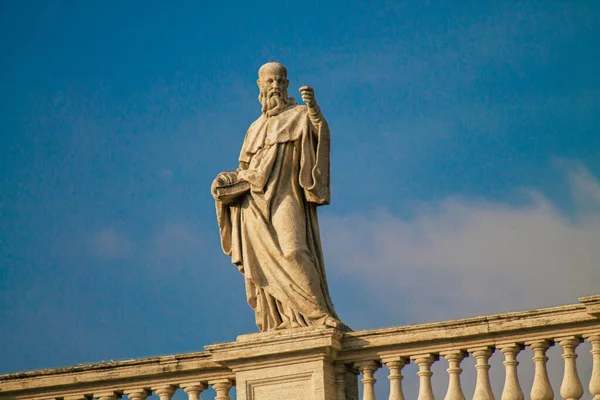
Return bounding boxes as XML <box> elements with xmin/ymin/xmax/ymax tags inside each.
<box><xmin>211</xmin><ymin>171</ymin><xmax>250</xmax><ymax>205</ymax></box>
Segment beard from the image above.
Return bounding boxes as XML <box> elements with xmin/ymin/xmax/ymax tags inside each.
<box><xmin>260</xmin><ymin>88</ymin><xmax>288</xmax><ymax>117</ymax></box>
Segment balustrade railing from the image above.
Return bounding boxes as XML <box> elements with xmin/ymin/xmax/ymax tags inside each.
<box><xmin>1</xmin><ymin>295</ymin><xmax>599</xmax><ymax>400</ymax></box>
<box><xmin>342</xmin><ymin>295</ymin><xmax>600</xmax><ymax>400</ymax></box>
<box><xmin>0</xmin><ymin>351</ymin><xmax>234</xmax><ymax>400</ymax></box>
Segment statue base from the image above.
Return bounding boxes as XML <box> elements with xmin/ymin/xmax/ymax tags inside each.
<box><xmin>206</xmin><ymin>326</ymin><xmax>358</xmax><ymax>400</ymax></box>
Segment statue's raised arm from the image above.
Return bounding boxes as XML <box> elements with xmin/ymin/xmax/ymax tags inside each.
<box><xmin>211</xmin><ymin>62</ymin><xmax>345</xmax><ymax>332</ymax></box>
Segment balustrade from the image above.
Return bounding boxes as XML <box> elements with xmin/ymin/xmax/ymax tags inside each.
<box><xmin>210</xmin><ymin>379</ymin><xmax>234</xmax><ymax>400</ymax></box>
<box><xmin>180</xmin><ymin>383</ymin><xmax>207</xmax><ymax>400</ymax></box>
<box><xmin>528</xmin><ymin>339</ymin><xmax>554</xmax><ymax>400</ymax></box>
<box><xmin>153</xmin><ymin>385</ymin><xmax>177</xmax><ymax>400</ymax></box>
<box><xmin>355</xmin><ymin>361</ymin><xmax>380</xmax><ymax>400</ymax></box>
<box><xmin>557</xmin><ymin>336</ymin><xmax>584</xmax><ymax>400</ymax></box>
<box><xmin>2</xmin><ymin>378</ymin><xmax>235</xmax><ymax>400</ymax></box>
<box><xmin>411</xmin><ymin>354</ymin><xmax>437</xmax><ymax>400</ymax></box>
<box><xmin>2</xmin><ymin>295</ymin><xmax>599</xmax><ymax>400</ymax></box>
<box><xmin>497</xmin><ymin>343</ymin><xmax>524</xmax><ymax>400</ymax></box>
<box><xmin>381</xmin><ymin>356</ymin><xmax>407</xmax><ymax>400</ymax></box>
<box><xmin>348</xmin><ymin>334</ymin><xmax>599</xmax><ymax>400</ymax></box>
<box><xmin>123</xmin><ymin>389</ymin><xmax>151</xmax><ymax>400</ymax></box>
<box><xmin>470</xmin><ymin>347</ymin><xmax>495</xmax><ymax>400</ymax></box>
<box><xmin>440</xmin><ymin>350</ymin><xmax>466</xmax><ymax>400</ymax></box>
<box><xmin>586</xmin><ymin>333</ymin><xmax>600</xmax><ymax>400</ymax></box>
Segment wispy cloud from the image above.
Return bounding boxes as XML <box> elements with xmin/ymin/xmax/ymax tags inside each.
<box><xmin>88</xmin><ymin>228</ymin><xmax>132</xmax><ymax>260</ymax></box>
<box><xmin>565</xmin><ymin>161</ymin><xmax>600</xmax><ymax>211</ymax></box>
<box><xmin>85</xmin><ymin>222</ymin><xmax>210</xmax><ymax>268</ymax></box>
<box><xmin>323</xmin><ymin>162</ymin><xmax>600</xmax><ymax>324</ymax></box>
<box><xmin>324</xmin><ymin>162</ymin><xmax>598</xmax><ymax>399</ymax></box>
<box><xmin>151</xmin><ymin>222</ymin><xmax>206</xmax><ymax>266</ymax></box>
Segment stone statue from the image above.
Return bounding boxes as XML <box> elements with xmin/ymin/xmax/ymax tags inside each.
<box><xmin>212</xmin><ymin>62</ymin><xmax>345</xmax><ymax>332</ymax></box>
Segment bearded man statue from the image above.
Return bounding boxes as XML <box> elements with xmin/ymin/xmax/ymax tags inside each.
<box><xmin>212</xmin><ymin>62</ymin><xmax>345</xmax><ymax>332</ymax></box>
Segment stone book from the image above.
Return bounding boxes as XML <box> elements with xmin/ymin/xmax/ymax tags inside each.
<box><xmin>211</xmin><ymin>179</ymin><xmax>250</xmax><ymax>205</ymax></box>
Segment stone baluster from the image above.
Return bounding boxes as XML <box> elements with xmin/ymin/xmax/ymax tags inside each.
<box><xmin>469</xmin><ymin>347</ymin><xmax>495</xmax><ymax>400</ymax></box>
<box><xmin>527</xmin><ymin>340</ymin><xmax>554</xmax><ymax>400</ymax></box>
<box><xmin>209</xmin><ymin>379</ymin><xmax>234</xmax><ymax>400</ymax></box>
<box><xmin>153</xmin><ymin>385</ymin><xmax>177</xmax><ymax>400</ymax></box>
<box><xmin>180</xmin><ymin>382</ymin><xmax>208</xmax><ymax>400</ymax></box>
<box><xmin>557</xmin><ymin>336</ymin><xmax>584</xmax><ymax>400</ymax></box>
<box><xmin>411</xmin><ymin>354</ymin><xmax>438</xmax><ymax>400</ymax></box>
<box><xmin>586</xmin><ymin>334</ymin><xmax>600</xmax><ymax>400</ymax></box>
<box><xmin>497</xmin><ymin>343</ymin><xmax>524</xmax><ymax>400</ymax></box>
<box><xmin>94</xmin><ymin>392</ymin><xmax>121</xmax><ymax>400</ymax></box>
<box><xmin>440</xmin><ymin>350</ymin><xmax>467</xmax><ymax>400</ymax></box>
<box><xmin>382</xmin><ymin>356</ymin><xmax>408</xmax><ymax>400</ymax></box>
<box><xmin>124</xmin><ymin>389</ymin><xmax>151</xmax><ymax>400</ymax></box>
<box><xmin>355</xmin><ymin>360</ymin><xmax>381</xmax><ymax>400</ymax></box>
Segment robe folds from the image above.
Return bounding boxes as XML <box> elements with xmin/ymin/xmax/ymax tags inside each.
<box><xmin>215</xmin><ymin>101</ymin><xmax>340</xmax><ymax>331</ymax></box>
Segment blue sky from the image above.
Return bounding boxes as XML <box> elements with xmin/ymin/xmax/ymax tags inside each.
<box><xmin>1</xmin><ymin>0</ymin><xmax>599</xmax><ymax>393</ymax></box>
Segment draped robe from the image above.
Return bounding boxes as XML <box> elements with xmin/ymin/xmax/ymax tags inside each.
<box><xmin>215</xmin><ymin>100</ymin><xmax>340</xmax><ymax>331</ymax></box>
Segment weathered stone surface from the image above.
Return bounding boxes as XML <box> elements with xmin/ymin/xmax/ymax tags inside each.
<box><xmin>212</xmin><ymin>62</ymin><xmax>344</xmax><ymax>332</ymax></box>
<box><xmin>0</xmin><ymin>352</ymin><xmax>229</xmax><ymax>400</ymax></box>
<box><xmin>207</xmin><ymin>326</ymin><xmax>345</xmax><ymax>400</ymax></box>
<box><xmin>580</xmin><ymin>294</ymin><xmax>600</xmax><ymax>317</ymax></box>
<box><xmin>1</xmin><ymin>296</ymin><xmax>599</xmax><ymax>400</ymax></box>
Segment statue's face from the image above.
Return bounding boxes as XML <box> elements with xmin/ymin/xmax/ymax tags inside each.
<box><xmin>257</xmin><ymin>68</ymin><xmax>289</xmax><ymax>116</ymax></box>
<box><xmin>258</xmin><ymin>70</ymin><xmax>289</xmax><ymax>101</ymax></box>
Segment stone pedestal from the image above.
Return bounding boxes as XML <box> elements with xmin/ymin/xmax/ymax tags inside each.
<box><xmin>206</xmin><ymin>326</ymin><xmax>357</xmax><ymax>400</ymax></box>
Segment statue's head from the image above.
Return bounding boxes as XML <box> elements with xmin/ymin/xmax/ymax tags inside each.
<box><xmin>257</xmin><ymin>62</ymin><xmax>289</xmax><ymax>117</ymax></box>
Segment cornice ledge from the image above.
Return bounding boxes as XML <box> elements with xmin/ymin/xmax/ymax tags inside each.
<box><xmin>342</xmin><ymin>301</ymin><xmax>594</xmax><ymax>350</ymax></box>
<box><xmin>579</xmin><ymin>294</ymin><xmax>600</xmax><ymax>317</ymax></box>
<box><xmin>0</xmin><ymin>351</ymin><xmax>214</xmax><ymax>382</ymax></box>
<box><xmin>205</xmin><ymin>326</ymin><xmax>343</xmax><ymax>363</ymax></box>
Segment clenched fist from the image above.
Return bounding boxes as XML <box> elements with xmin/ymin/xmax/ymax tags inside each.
<box><xmin>299</xmin><ymin>86</ymin><xmax>318</xmax><ymax>110</ymax></box>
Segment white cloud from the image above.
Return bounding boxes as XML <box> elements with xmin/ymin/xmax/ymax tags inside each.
<box><xmin>323</xmin><ymin>163</ymin><xmax>599</xmax><ymax>398</ymax></box>
<box><xmin>323</xmin><ymin>163</ymin><xmax>600</xmax><ymax>323</ymax></box>
<box><xmin>566</xmin><ymin>162</ymin><xmax>600</xmax><ymax>211</ymax></box>
<box><xmin>88</xmin><ymin>228</ymin><xmax>131</xmax><ymax>260</ymax></box>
